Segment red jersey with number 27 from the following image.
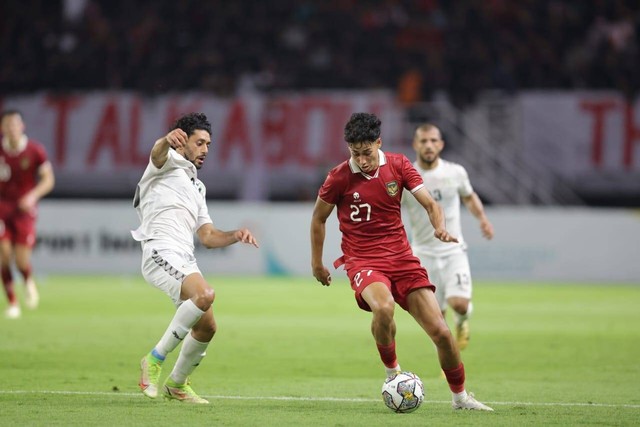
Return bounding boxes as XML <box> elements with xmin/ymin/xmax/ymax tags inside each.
<box><xmin>318</xmin><ymin>151</ymin><xmax>424</xmax><ymax>263</ymax></box>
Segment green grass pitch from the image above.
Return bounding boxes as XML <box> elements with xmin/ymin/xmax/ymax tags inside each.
<box><xmin>1</xmin><ymin>276</ymin><xmax>639</xmax><ymax>426</ymax></box>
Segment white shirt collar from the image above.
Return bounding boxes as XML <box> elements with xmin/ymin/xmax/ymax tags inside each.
<box><xmin>414</xmin><ymin>157</ymin><xmax>441</xmax><ymax>173</ymax></box>
<box><xmin>168</xmin><ymin>148</ymin><xmax>198</xmax><ymax>179</ymax></box>
<box><xmin>349</xmin><ymin>149</ymin><xmax>387</xmax><ymax>179</ymax></box>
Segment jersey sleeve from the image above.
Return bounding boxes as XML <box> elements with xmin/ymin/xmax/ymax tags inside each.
<box><xmin>163</xmin><ymin>150</ymin><xmax>182</xmax><ymax>172</ymax></box>
<box><xmin>144</xmin><ymin>149</ymin><xmax>176</xmax><ymax>178</ymax></box>
<box><xmin>196</xmin><ymin>180</ymin><xmax>213</xmax><ymax>227</ymax></box>
<box><xmin>197</xmin><ymin>201</ymin><xmax>213</xmax><ymax>229</ymax></box>
<box><xmin>456</xmin><ymin>165</ymin><xmax>474</xmax><ymax>197</ymax></box>
<box><xmin>33</xmin><ymin>142</ymin><xmax>49</xmax><ymax>168</ymax></box>
<box><xmin>401</xmin><ymin>155</ymin><xmax>424</xmax><ymax>193</ymax></box>
<box><xmin>317</xmin><ymin>168</ymin><xmax>343</xmax><ymax>205</ymax></box>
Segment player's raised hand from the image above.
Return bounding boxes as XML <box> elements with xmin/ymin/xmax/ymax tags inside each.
<box><xmin>313</xmin><ymin>265</ymin><xmax>332</xmax><ymax>286</ymax></box>
<box><xmin>234</xmin><ymin>228</ymin><xmax>259</xmax><ymax>248</ymax></box>
<box><xmin>165</xmin><ymin>128</ymin><xmax>188</xmax><ymax>150</ymax></box>
<box><xmin>434</xmin><ymin>228</ymin><xmax>459</xmax><ymax>243</ymax></box>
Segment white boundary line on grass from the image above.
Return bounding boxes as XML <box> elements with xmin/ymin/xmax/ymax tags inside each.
<box><xmin>1</xmin><ymin>390</ymin><xmax>639</xmax><ymax>409</ymax></box>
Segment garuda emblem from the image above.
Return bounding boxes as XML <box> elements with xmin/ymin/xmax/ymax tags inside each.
<box><xmin>386</xmin><ymin>181</ymin><xmax>399</xmax><ymax>197</ymax></box>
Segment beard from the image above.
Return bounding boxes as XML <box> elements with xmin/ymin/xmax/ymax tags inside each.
<box><xmin>420</xmin><ymin>153</ymin><xmax>437</xmax><ymax>166</ymax></box>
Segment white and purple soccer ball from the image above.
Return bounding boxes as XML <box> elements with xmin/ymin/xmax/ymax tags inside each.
<box><xmin>381</xmin><ymin>371</ymin><xmax>425</xmax><ymax>413</ymax></box>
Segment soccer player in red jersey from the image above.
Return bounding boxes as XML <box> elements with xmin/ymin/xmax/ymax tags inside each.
<box><xmin>310</xmin><ymin>113</ymin><xmax>493</xmax><ymax>411</ymax></box>
<box><xmin>0</xmin><ymin>110</ymin><xmax>55</xmax><ymax>319</ymax></box>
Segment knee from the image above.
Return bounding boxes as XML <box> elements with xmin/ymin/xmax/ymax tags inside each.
<box><xmin>193</xmin><ymin>288</ymin><xmax>215</xmax><ymax>311</ymax></box>
<box><xmin>448</xmin><ymin>297</ymin><xmax>469</xmax><ymax>315</ymax></box>
<box><xmin>450</xmin><ymin>301</ymin><xmax>469</xmax><ymax>315</ymax></box>
<box><xmin>431</xmin><ymin>323</ymin><xmax>454</xmax><ymax>348</ymax></box>
<box><xmin>15</xmin><ymin>259</ymin><xmax>30</xmax><ymax>272</ymax></box>
<box><xmin>371</xmin><ymin>297</ymin><xmax>396</xmax><ymax>324</ymax></box>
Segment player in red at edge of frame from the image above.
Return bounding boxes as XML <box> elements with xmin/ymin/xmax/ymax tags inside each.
<box><xmin>310</xmin><ymin>112</ymin><xmax>493</xmax><ymax>411</ymax></box>
<box><xmin>0</xmin><ymin>110</ymin><xmax>55</xmax><ymax>319</ymax></box>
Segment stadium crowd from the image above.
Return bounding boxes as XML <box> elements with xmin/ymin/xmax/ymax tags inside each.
<box><xmin>1</xmin><ymin>0</ymin><xmax>638</xmax><ymax>106</ymax></box>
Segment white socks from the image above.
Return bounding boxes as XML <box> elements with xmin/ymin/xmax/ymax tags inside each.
<box><xmin>453</xmin><ymin>390</ymin><xmax>468</xmax><ymax>402</ymax></box>
<box><xmin>170</xmin><ymin>333</ymin><xmax>209</xmax><ymax>384</ymax></box>
<box><xmin>385</xmin><ymin>364</ymin><xmax>402</xmax><ymax>377</ymax></box>
<box><xmin>154</xmin><ymin>299</ymin><xmax>205</xmax><ymax>357</ymax></box>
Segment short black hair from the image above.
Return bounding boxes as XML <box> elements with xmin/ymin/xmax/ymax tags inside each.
<box><xmin>171</xmin><ymin>112</ymin><xmax>212</xmax><ymax>136</ymax></box>
<box><xmin>344</xmin><ymin>112</ymin><xmax>381</xmax><ymax>144</ymax></box>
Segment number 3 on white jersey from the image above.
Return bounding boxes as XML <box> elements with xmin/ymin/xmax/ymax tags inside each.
<box><xmin>353</xmin><ymin>269</ymin><xmax>373</xmax><ymax>287</ymax></box>
<box><xmin>350</xmin><ymin>203</ymin><xmax>372</xmax><ymax>222</ymax></box>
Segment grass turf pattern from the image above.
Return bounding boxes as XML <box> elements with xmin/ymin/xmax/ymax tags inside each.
<box><xmin>1</xmin><ymin>276</ymin><xmax>639</xmax><ymax>426</ymax></box>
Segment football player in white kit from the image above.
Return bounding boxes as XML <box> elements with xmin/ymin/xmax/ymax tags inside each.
<box><xmin>132</xmin><ymin>113</ymin><xmax>259</xmax><ymax>403</ymax></box>
<box><xmin>403</xmin><ymin>124</ymin><xmax>493</xmax><ymax>351</ymax></box>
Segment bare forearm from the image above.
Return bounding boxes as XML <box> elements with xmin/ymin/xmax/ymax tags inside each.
<box><xmin>310</xmin><ymin>220</ymin><xmax>326</xmax><ymax>268</ymax></box>
<box><xmin>425</xmin><ymin>200</ymin><xmax>445</xmax><ymax>231</ymax></box>
<box><xmin>413</xmin><ymin>188</ymin><xmax>458</xmax><ymax>243</ymax></box>
<box><xmin>464</xmin><ymin>193</ymin><xmax>487</xmax><ymax>221</ymax></box>
<box><xmin>20</xmin><ymin>165</ymin><xmax>54</xmax><ymax>211</ymax></box>
<box><xmin>310</xmin><ymin>216</ymin><xmax>332</xmax><ymax>286</ymax></box>
<box><xmin>463</xmin><ymin>193</ymin><xmax>494</xmax><ymax>239</ymax></box>
<box><xmin>150</xmin><ymin>137</ymin><xmax>171</xmax><ymax>168</ymax></box>
<box><xmin>201</xmin><ymin>229</ymin><xmax>238</xmax><ymax>249</ymax></box>
<box><xmin>31</xmin><ymin>173</ymin><xmax>54</xmax><ymax>200</ymax></box>
<box><xmin>309</xmin><ymin>197</ymin><xmax>334</xmax><ymax>285</ymax></box>
<box><xmin>199</xmin><ymin>226</ymin><xmax>259</xmax><ymax>249</ymax></box>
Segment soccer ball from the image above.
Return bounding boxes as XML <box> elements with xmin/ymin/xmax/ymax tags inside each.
<box><xmin>381</xmin><ymin>371</ymin><xmax>424</xmax><ymax>413</ymax></box>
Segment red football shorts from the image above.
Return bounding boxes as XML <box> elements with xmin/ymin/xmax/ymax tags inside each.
<box><xmin>341</xmin><ymin>254</ymin><xmax>435</xmax><ymax>312</ymax></box>
<box><xmin>0</xmin><ymin>204</ymin><xmax>37</xmax><ymax>247</ymax></box>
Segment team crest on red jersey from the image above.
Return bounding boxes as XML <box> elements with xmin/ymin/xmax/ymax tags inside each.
<box><xmin>386</xmin><ymin>181</ymin><xmax>399</xmax><ymax>197</ymax></box>
<box><xmin>20</xmin><ymin>158</ymin><xmax>30</xmax><ymax>170</ymax></box>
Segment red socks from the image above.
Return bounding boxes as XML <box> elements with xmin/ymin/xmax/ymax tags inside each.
<box><xmin>376</xmin><ymin>342</ymin><xmax>398</xmax><ymax>368</ymax></box>
<box><xmin>1</xmin><ymin>266</ymin><xmax>16</xmax><ymax>304</ymax></box>
<box><xmin>443</xmin><ymin>363</ymin><xmax>466</xmax><ymax>393</ymax></box>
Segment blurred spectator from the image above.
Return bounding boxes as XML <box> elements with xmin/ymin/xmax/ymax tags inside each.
<box><xmin>0</xmin><ymin>0</ymin><xmax>638</xmax><ymax>105</ymax></box>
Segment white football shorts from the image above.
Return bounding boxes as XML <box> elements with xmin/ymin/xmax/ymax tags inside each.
<box><xmin>417</xmin><ymin>251</ymin><xmax>472</xmax><ymax>311</ymax></box>
<box><xmin>140</xmin><ymin>242</ymin><xmax>202</xmax><ymax>307</ymax></box>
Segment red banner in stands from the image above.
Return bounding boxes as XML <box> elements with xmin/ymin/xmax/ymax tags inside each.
<box><xmin>2</xmin><ymin>92</ymin><xmax>399</xmax><ymax>199</ymax></box>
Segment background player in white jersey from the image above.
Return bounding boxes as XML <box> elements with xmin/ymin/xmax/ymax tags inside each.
<box><xmin>403</xmin><ymin>123</ymin><xmax>493</xmax><ymax>351</ymax></box>
<box><xmin>131</xmin><ymin>112</ymin><xmax>259</xmax><ymax>404</ymax></box>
